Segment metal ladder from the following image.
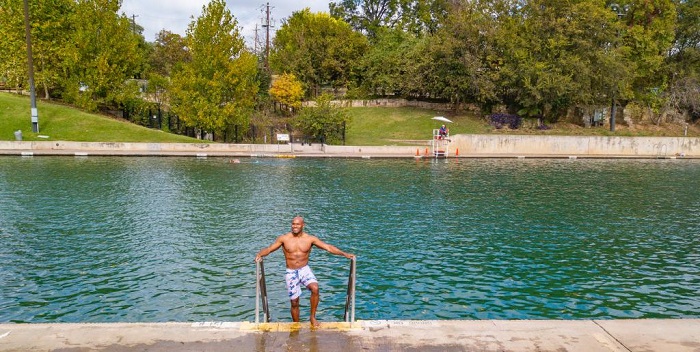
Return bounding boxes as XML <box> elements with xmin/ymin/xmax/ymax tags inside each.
<box><xmin>255</xmin><ymin>258</ymin><xmax>357</xmax><ymax>324</ymax></box>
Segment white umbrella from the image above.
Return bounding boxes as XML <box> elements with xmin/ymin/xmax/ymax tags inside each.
<box><xmin>431</xmin><ymin>116</ymin><xmax>453</xmax><ymax>123</ymax></box>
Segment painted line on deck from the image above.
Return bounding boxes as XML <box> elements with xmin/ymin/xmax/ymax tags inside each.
<box><xmin>190</xmin><ymin>322</ymin><xmax>241</xmax><ymax>329</ymax></box>
<box><xmin>240</xmin><ymin>321</ymin><xmax>361</xmax><ymax>332</ymax></box>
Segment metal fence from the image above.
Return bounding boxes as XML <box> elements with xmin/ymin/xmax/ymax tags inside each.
<box><xmin>122</xmin><ymin>106</ymin><xmax>346</xmax><ymax>145</ymax></box>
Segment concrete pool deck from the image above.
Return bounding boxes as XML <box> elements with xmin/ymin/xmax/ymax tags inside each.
<box><xmin>1</xmin><ymin>319</ymin><xmax>699</xmax><ymax>351</ymax></box>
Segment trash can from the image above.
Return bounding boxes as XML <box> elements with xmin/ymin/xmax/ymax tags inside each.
<box><xmin>14</xmin><ymin>130</ymin><xmax>22</xmax><ymax>141</ymax></box>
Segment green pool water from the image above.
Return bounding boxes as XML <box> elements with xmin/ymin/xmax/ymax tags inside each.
<box><xmin>1</xmin><ymin>157</ymin><xmax>698</xmax><ymax>323</ymax></box>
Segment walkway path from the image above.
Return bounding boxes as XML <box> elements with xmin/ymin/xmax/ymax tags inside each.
<box><xmin>1</xmin><ymin>319</ymin><xmax>699</xmax><ymax>351</ymax></box>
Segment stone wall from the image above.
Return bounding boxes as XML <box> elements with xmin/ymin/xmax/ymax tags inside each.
<box><xmin>303</xmin><ymin>99</ymin><xmax>480</xmax><ymax>112</ymax></box>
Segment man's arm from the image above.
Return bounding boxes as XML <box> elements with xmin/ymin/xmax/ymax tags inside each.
<box><xmin>255</xmin><ymin>236</ymin><xmax>284</xmax><ymax>262</ymax></box>
<box><xmin>313</xmin><ymin>237</ymin><xmax>355</xmax><ymax>259</ymax></box>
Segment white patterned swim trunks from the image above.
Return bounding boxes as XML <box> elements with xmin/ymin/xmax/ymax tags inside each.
<box><xmin>285</xmin><ymin>265</ymin><xmax>318</xmax><ymax>300</ymax></box>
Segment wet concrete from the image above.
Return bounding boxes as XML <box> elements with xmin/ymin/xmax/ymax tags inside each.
<box><xmin>1</xmin><ymin>319</ymin><xmax>698</xmax><ymax>351</ymax></box>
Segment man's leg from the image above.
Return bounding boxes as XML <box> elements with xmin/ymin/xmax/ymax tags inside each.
<box><xmin>290</xmin><ymin>297</ymin><xmax>300</xmax><ymax>322</ymax></box>
<box><xmin>307</xmin><ymin>282</ymin><xmax>320</xmax><ymax>327</ymax></box>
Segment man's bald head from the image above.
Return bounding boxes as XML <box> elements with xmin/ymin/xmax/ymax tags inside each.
<box><xmin>291</xmin><ymin>216</ymin><xmax>305</xmax><ymax>235</ymax></box>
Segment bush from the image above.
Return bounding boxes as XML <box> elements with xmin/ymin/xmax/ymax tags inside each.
<box><xmin>294</xmin><ymin>94</ymin><xmax>350</xmax><ymax>144</ymax></box>
<box><xmin>489</xmin><ymin>113</ymin><xmax>522</xmax><ymax>129</ymax></box>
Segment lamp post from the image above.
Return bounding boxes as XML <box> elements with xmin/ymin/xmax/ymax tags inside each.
<box><xmin>23</xmin><ymin>0</ymin><xmax>39</xmax><ymax>133</ymax></box>
<box><xmin>609</xmin><ymin>3</ymin><xmax>628</xmax><ymax>132</ymax></box>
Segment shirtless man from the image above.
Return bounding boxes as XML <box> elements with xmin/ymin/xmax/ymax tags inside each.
<box><xmin>255</xmin><ymin>216</ymin><xmax>355</xmax><ymax>327</ymax></box>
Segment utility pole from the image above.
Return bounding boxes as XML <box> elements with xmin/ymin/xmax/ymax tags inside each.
<box><xmin>131</xmin><ymin>14</ymin><xmax>139</xmax><ymax>34</ymax></box>
<box><xmin>261</xmin><ymin>2</ymin><xmax>273</xmax><ymax>72</ymax></box>
<box><xmin>609</xmin><ymin>3</ymin><xmax>628</xmax><ymax>133</ymax></box>
<box><xmin>23</xmin><ymin>0</ymin><xmax>38</xmax><ymax>133</ymax></box>
<box><xmin>254</xmin><ymin>23</ymin><xmax>259</xmax><ymax>55</ymax></box>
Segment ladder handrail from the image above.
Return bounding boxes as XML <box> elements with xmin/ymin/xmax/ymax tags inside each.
<box><xmin>255</xmin><ymin>259</ymin><xmax>270</xmax><ymax>323</ymax></box>
<box><xmin>256</xmin><ymin>257</ymin><xmax>355</xmax><ymax>324</ymax></box>
<box><xmin>343</xmin><ymin>257</ymin><xmax>356</xmax><ymax>323</ymax></box>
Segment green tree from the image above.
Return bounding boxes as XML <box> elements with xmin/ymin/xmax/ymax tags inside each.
<box><xmin>149</xmin><ymin>30</ymin><xmax>191</xmax><ymax>77</ymax></box>
<box><xmin>493</xmin><ymin>0</ymin><xmax>631</xmax><ymax>119</ymax></box>
<box><xmin>271</xmin><ymin>9</ymin><xmax>369</xmax><ymax>97</ymax></box>
<box><xmin>668</xmin><ymin>0</ymin><xmax>700</xmax><ymax>78</ymax></box>
<box><xmin>61</xmin><ymin>0</ymin><xmax>143</xmax><ymax>111</ymax></box>
<box><xmin>623</xmin><ymin>0</ymin><xmax>677</xmax><ymax>102</ymax></box>
<box><xmin>0</xmin><ymin>0</ymin><xmax>73</xmax><ymax>98</ymax></box>
<box><xmin>421</xmin><ymin>0</ymin><xmax>502</xmax><ymax>106</ymax></box>
<box><xmin>358</xmin><ymin>27</ymin><xmax>427</xmax><ymax>97</ymax></box>
<box><xmin>294</xmin><ymin>93</ymin><xmax>349</xmax><ymax>144</ymax></box>
<box><xmin>664</xmin><ymin>0</ymin><xmax>700</xmax><ymax>121</ymax></box>
<box><xmin>169</xmin><ymin>0</ymin><xmax>258</xmax><ymax>136</ymax></box>
<box><xmin>0</xmin><ymin>0</ymin><xmax>28</xmax><ymax>91</ymax></box>
<box><xmin>144</xmin><ymin>73</ymin><xmax>169</xmax><ymax>112</ymax></box>
<box><xmin>330</xmin><ymin>0</ymin><xmax>448</xmax><ymax>38</ymax></box>
<box><xmin>671</xmin><ymin>0</ymin><xmax>700</xmax><ymax>70</ymax></box>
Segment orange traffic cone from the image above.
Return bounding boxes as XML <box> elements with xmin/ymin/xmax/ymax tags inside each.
<box><xmin>456</xmin><ymin>148</ymin><xmax>459</xmax><ymax>156</ymax></box>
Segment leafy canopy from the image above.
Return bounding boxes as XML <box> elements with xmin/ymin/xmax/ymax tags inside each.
<box><xmin>269</xmin><ymin>73</ymin><xmax>305</xmax><ymax>110</ymax></box>
<box><xmin>169</xmin><ymin>0</ymin><xmax>259</xmax><ymax>133</ymax></box>
<box><xmin>271</xmin><ymin>9</ymin><xmax>368</xmax><ymax>96</ymax></box>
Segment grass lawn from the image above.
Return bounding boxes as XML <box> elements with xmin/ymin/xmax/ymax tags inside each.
<box><xmin>344</xmin><ymin>106</ymin><xmax>700</xmax><ymax>143</ymax></box>
<box><xmin>0</xmin><ymin>92</ymin><xmax>200</xmax><ymax>143</ymax></box>
<box><xmin>2</xmin><ymin>92</ymin><xmax>697</xmax><ymax>143</ymax></box>
<box><xmin>345</xmin><ymin>107</ymin><xmax>489</xmax><ymax>145</ymax></box>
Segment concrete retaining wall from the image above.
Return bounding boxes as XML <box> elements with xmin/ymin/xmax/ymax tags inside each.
<box><xmin>0</xmin><ymin>135</ymin><xmax>699</xmax><ymax>157</ymax></box>
<box><xmin>448</xmin><ymin>135</ymin><xmax>700</xmax><ymax>157</ymax></box>
<box><xmin>0</xmin><ymin>141</ymin><xmax>292</xmax><ymax>154</ymax></box>
<box><xmin>303</xmin><ymin>98</ymin><xmax>471</xmax><ymax>111</ymax></box>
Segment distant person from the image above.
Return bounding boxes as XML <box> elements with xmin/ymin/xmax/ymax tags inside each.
<box><xmin>439</xmin><ymin>124</ymin><xmax>448</xmax><ymax>139</ymax></box>
<box><xmin>255</xmin><ymin>216</ymin><xmax>355</xmax><ymax>328</ymax></box>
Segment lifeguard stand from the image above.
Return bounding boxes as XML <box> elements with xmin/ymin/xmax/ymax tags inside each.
<box><xmin>432</xmin><ymin>129</ymin><xmax>450</xmax><ymax>158</ymax></box>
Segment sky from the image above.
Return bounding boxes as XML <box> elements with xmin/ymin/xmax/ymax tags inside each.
<box><xmin>119</xmin><ymin>0</ymin><xmax>333</xmax><ymax>46</ymax></box>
